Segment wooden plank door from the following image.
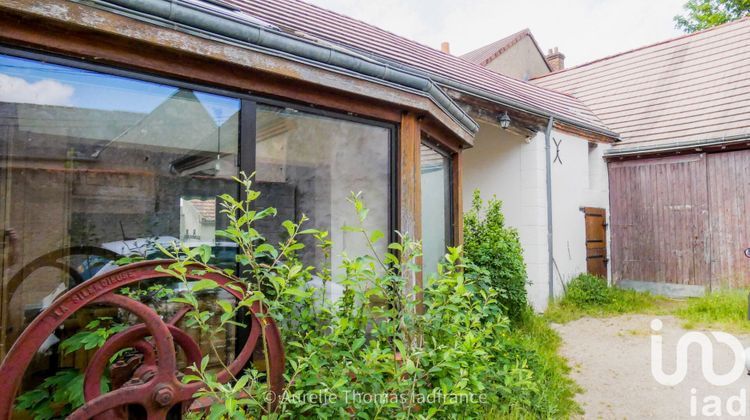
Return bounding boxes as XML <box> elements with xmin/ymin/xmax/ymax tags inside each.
<box><xmin>608</xmin><ymin>154</ymin><xmax>710</xmax><ymax>286</ymax></box>
<box><xmin>583</xmin><ymin>207</ymin><xmax>608</xmax><ymax>279</ymax></box>
<box><xmin>707</xmin><ymin>150</ymin><xmax>750</xmax><ymax>288</ymax></box>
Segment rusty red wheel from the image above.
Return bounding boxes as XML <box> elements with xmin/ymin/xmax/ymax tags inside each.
<box><xmin>0</xmin><ymin>260</ymin><xmax>285</xmax><ymax>419</ymax></box>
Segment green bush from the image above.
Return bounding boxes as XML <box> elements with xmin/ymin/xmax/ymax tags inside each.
<box><xmin>17</xmin><ymin>176</ymin><xmax>579</xmax><ymax>419</ymax></box>
<box><xmin>565</xmin><ymin>273</ymin><xmax>612</xmax><ymax>306</ymax></box>
<box><xmin>463</xmin><ymin>191</ymin><xmax>528</xmax><ymax>321</ymax></box>
<box><xmin>153</xmin><ymin>175</ymin><xmax>561</xmax><ymax>418</ymax></box>
<box><xmin>546</xmin><ymin>274</ymin><xmax>664</xmax><ymax>323</ymax></box>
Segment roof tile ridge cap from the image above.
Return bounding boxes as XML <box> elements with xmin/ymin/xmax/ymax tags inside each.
<box><xmin>461</xmin><ymin>28</ymin><xmax>530</xmax><ymax>62</ymax></box>
<box><xmin>286</xmin><ymin>0</ymin><xmax>456</xmax><ymax>56</ymax></box>
<box><xmin>479</xmin><ymin>29</ymin><xmax>531</xmax><ymax>65</ymax></box>
<box><xmin>531</xmin><ymin>17</ymin><xmax>750</xmax><ymax>81</ymax></box>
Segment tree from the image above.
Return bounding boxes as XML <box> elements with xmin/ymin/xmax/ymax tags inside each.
<box><xmin>674</xmin><ymin>0</ymin><xmax>750</xmax><ymax>32</ymax></box>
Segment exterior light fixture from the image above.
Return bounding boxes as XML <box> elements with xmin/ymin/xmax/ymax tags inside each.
<box><xmin>498</xmin><ymin>111</ymin><xmax>511</xmax><ymax>129</ymax></box>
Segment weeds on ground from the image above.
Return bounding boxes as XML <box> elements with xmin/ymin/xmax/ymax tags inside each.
<box><xmin>545</xmin><ymin>274</ymin><xmax>669</xmax><ymax>323</ymax></box>
<box><xmin>516</xmin><ymin>310</ymin><xmax>582</xmax><ymax>418</ymax></box>
<box><xmin>676</xmin><ymin>289</ymin><xmax>750</xmax><ymax>333</ymax></box>
<box><xmin>545</xmin><ymin>274</ymin><xmax>750</xmax><ymax>334</ymax></box>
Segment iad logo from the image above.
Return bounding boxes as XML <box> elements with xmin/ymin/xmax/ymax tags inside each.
<box><xmin>650</xmin><ymin>318</ymin><xmax>746</xmax><ymax>386</ymax></box>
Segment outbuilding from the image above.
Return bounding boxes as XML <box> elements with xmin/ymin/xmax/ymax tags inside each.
<box><xmin>533</xmin><ymin>17</ymin><xmax>750</xmax><ymax>296</ymax></box>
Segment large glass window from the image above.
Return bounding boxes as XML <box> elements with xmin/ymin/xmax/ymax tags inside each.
<box><xmin>0</xmin><ymin>51</ymin><xmax>395</xmax><ymax>367</ymax></box>
<box><xmin>0</xmin><ymin>53</ymin><xmax>241</xmax><ymax>379</ymax></box>
<box><xmin>420</xmin><ymin>143</ymin><xmax>452</xmax><ymax>278</ymax></box>
<box><xmin>0</xmin><ymin>52</ymin><xmax>394</xmax><ymax>401</ymax></box>
<box><xmin>255</xmin><ymin>105</ymin><xmax>391</xmax><ymax>300</ymax></box>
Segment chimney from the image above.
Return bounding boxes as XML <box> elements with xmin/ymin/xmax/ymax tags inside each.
<box><xmin>440</xmin><ymin>42</ymin><xmax>451</xmax><ymax>54</ymax></box>
<box><xmin>546</xmin><ymin>47</ymin><xmax>565</xmax><ymax>71</ymax></box>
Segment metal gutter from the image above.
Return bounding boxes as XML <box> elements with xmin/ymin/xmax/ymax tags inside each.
<box><xmin>544</xmin><ymin>117</ymin><xmax>555</xmax><ymax>304</ymax></box>
<box><xmin>352</xmin><ymin>53</ymin><xmax>620</xmax><ymax>140</ymax></box>
<box><xmin>87</xmin><ymin>0</ymin><xmax>479</xmax><ymax>135</ymax></box>
<box><xmin>605</xmin><ymin>133</ymin><xmax>750</xmax><ymax>157</ymax></box>
<box><xmin>433</xmin><ymin>79</ymin><xmax>620</xmax><ymax>140</ymax></box>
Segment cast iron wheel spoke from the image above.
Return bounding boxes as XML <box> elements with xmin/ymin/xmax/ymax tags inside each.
<box><xmin>68</xmin><ymin>386</ymin><xmax>148</xmax><ymax>420</ymax></box>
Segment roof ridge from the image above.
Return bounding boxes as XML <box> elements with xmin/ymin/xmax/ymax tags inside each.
<box><xmin>533</xmin><ymin>16</ymin><xmax>750</xmax><ymax>80</ymax></box>
<box><xmin>232</xmin><ymin>0</ymin><xmax>616</xmax><ymax>135</ymax></box>
<box><xmin>289</xmin><ymin>0</ymin><xmax>457</xmax><ymax>58</ymax></box>
<box><xmin>460</xmin><ymin>28</ymin><xmax>530</xmax><ymax>62</ymax></box>
<box><xmin>277</xmin><ymin>1</ymin><xmax>595</xmax><ymax>103</ymax></box>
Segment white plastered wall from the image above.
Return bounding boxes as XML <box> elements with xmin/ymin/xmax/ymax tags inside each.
<box><xmin>462</xmin><ymin>122</ymin><xmax>611</xmax><ymax>311</ymax></box>
<box><xmin>548</xmin><ymin>130</ymin><xmax>611</xmax><ymax>301</ymax></box>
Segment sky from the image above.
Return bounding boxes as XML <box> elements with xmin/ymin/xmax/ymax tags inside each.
<box><xmin>0</xmin><ymin>54</ymin><xmax>239</xmax><ymax>123</ymax></box>
<box><xmin>306</xmin><ymin>0</ymin><xmax>688</xmax><ymax>67</ymax></box>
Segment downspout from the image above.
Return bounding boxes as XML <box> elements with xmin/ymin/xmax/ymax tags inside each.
<box><xmin>544</xmin><ymin>117</ymin><xmax>555</xmax><ymax>304</ymax></box>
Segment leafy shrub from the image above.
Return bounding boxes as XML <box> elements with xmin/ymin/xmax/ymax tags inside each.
<box><xmin>546</xmin><ymin>274</ymin><xmax>664</xmax><ymax>323</ymax></box>
<box><xmin>17</xmin><ymin>175</ymin><xmax>580</xmax><ymax>419</ymax></box>
<box><xmin>463</xmin><ymin>191</ymin><xmax>528</xmax><ymax>321</ymax></box>
<box><xmin>565</xmin><ymin>274</ymin><xmax>612</xmax><ymax>306</ymax></box>
<box><xmin>160</xmin><ymin>175</ymin><xmax>570</xmax><ymax>418</ymax></box>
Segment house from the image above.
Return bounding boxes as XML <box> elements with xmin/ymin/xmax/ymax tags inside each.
<box><xmin>460</xmin><ymin>28</ymin><xmax>554</xmax><ymax>80</ymax></box>
<box><xmin>0</xmin><ymin>0</ymin><xmax>481</xmax><ymax>370</ymax></box>
<box><xmin>459</xmin><ymin>31</ymin><xmax>616</xmax><ymax>310</ymax></box>
<box><xmin>533</xmin><ymin>17</ymin><xmax>750</xmax><ymax>296</ymax></box>
<box><xmin>0</xmin><ymin>0</ymin><xmax>623</xmax><ymax>389</ymax></box>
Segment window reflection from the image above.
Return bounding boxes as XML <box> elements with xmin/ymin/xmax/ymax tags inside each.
<box><xmin>255</xmin><ymin>105</ymin><xmax>390</xmax><ymax>300</ymax></box>
<box><xmin>0</xmin><ymin>54</ymin><xmax>240</xmax><ymax>371</ymax></box>
<box><xmin>421</xmin><ymin>144</ymin><xmax>451</xmax><ymax>278</ymax></box>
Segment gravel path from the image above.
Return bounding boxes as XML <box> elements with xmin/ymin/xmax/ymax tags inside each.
<box><xmin>553</xmin><ymin>315</ymin><xmax>750</xmax><ymax>419</ymax></box>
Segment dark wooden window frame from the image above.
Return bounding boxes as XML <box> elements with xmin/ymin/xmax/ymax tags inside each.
<box><xmin>0</xmin><ymin>45</ymin><xmax>399</xmax><ymax>242</ymax></box>
<box><xmin>420</xmin><ymin>139</ymin><xmax>455</xmax><ymax>248</ymax></box>
<box><xmin>0</xmin><ymin>45</ymin><xmax>400</xmax><ymax>354</ymax></box>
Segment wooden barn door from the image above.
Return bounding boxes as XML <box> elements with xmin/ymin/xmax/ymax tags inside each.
<box><xmin>582</xmin><ymin>207</ymin><xmax>608</xmax><ymax>278</ymax></box>
<box><xmin>707</xmin><ymin>150</ymin><xmax>750</xmax><ymax>288</ymax></box>
<box><xmin>609</xmin><ymin>154</ymin><xmax>710</xmax><ymax>286</ymax></box>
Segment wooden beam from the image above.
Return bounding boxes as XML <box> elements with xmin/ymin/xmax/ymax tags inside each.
<box><xmin>399</xmin><ymin>112</ymin><xmax>422</xmax><ymax>300</ymax></box>
<box><xmin>452</xmin><ymin>151</ymin><xmax>464</xmax><ymax>245</ymax></box>
<box><xmin>447</xmin><ymin>88</ymin><xmax>616</xmax><ymax>144</ymax></box>
<box><xmin>0</xmin><ymin>0</ymin><xmax>475</xmax><ymax>147</ymax></box>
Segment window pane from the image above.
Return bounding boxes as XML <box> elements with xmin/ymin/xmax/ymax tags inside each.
<box><xmin>421</xmin><ymin>144</ymin><xmax>451</xmax><ymax>278</ymax></box>
<box><xmin>255</xmin><ymin>105</ymin><xmax>390</xmax><ymax>299</ymax></box>
<box><xmin>0</xmin><ymin>54</ymin><xmax>240</xmax><ymax>378</ymax></box>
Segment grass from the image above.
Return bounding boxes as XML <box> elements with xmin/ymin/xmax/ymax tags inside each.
<box><xmin>675</xmin><ymin>289</ymin><xmax>750</xmax><ymax>333</ymax></box>
<box><xmin>544</xmin><ymin>274</ymin><xmax>673</xmax><ymax>323</ymax></box>
<box><xmin>545</xmin><ymin>288</ymin><xmax>671</xmax><ymax>323</ymax></box>
<box><xmin>545</xmin><ymin>273</ymin><xmax>750</xmax><ymax>334</ymax></box>
<box><xmin>516</xmin><ymin>310</ymin><xmax>583</xmax><ymax>418</ymax></box>
<box><xmin>490</xmin><ymin>309</ymin><xmax>583</xmax><ymax>419</ymax></box>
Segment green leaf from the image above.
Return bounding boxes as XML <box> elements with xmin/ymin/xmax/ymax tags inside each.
<box><xmin>191</xmin><ymin>279</ymin><xmax>219</xmax><ymax>292</ymax></box>
<box><xmin>282</xmin><ymin>220</ymin><xmax>296</xmax><ymax>237</ymax></box>
<box><xmin>198</xmin><ymin>244</ymin><xmax>212</xmax><ymax>264</ymax></box>
<box><xmin>217</xmin><ymin>299</ymin><xmax>233</xmax><ymax>314</ymax></box>
<box><xmin>369</xmin><ymin>229</ymin><xmax>384</xmax><ymax>244</ymax></box>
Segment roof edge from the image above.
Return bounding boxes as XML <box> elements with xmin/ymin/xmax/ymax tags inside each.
<box><xmin>605</xmin><ymin>133</ymin><xmax>750</xmax><ymax>157</ymax></box>
<box><xmin>86</xmin><ymin>0</ymin><xmax>479</xmax><ymax>135</ymax></box>
<box><xmin>533</xmin><ymin>16</ymin><xmax>750</xmax><ymax>81</ymax></box>
<box><xmin>433</xmin><ymin>77</ymin><xmax>620</xmax><ymax>140</ymax></box>
<box><xmin>341</xmin><ymin>53</ymin><xmax>618</xmax><ymax>140</ymax></box>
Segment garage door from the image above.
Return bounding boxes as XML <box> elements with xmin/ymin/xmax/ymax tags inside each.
<box><xmin>610</xmin><ymin>150</ymin><xmax>750</xmax><ymax>289</ymax></box>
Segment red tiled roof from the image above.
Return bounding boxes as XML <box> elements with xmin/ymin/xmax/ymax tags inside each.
<box><xmin>225</xmin><ymin>0</ymin><xmax>615</xmax><ymax>137</ymax></box>
<box><xmin>188</xmin><ymin>199</ymin><xmax>216</xmax><ymax>222</ymax></box>
<box><xmin>533</xmin><ymin>17</ymin><xmax>750</xmax><ymax>152</ymax></box>
<box><xmin>461</xmin><ymin>28</ymin><xmax>551</xmax><ymax>71</ymax></box>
